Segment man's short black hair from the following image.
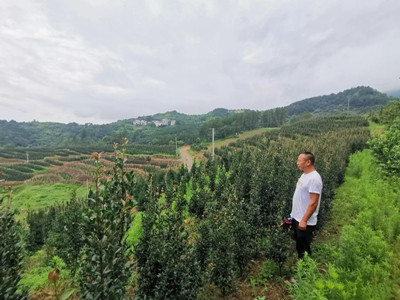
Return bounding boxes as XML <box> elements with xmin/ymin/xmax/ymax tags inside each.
<box><xmin>301</xmin><ymin>152</ymin><xmax>315</xmax><ymax>165</ymax></box>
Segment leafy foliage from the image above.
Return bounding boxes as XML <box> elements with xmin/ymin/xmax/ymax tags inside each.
<box><xmin>289</xmin><ymin>150</ymin><xmax>400</xmax><ymax>299</ymax></box>
<box><xmin>369</xmin><ymin>117</ymin><xmax>400</xmax><ymax>175</ymax></box>
<box><xmin>0</xmin><ymin>189</ymin><xmax>28</xmax><ymax>299</ymax></box>
<box><xmin>369</xmin><ymin>100</ymin><xmax>400</xmax><ymax>124</ymax></box>
<box><xmin>4</xmin><ymin>111</ymin><xmax>378</xmax><ymax>298</ymax></box>
<box><xmin>27</xmin><ymin>207</ymin><xmax>57</xmax><ymax>251</ymax></box>
<box><xmin>44</xmin><ymin>193</ymin><xmax>86</xmax><ymax>273</ymax></box>
<box><xmin>78</xmin><ymin>142</ymin><xmax>135</xmax><ymax>300</ymax></box>
<box><xmin>169</xmin><ymin>114</ymin><xmax>369</xmax><ymax>296</ymax></box>
<box><xmin>24</xmin><ymin>191</ymin><xmax>87</xmax><ymax>277</ymax></box>
<box><xmin>0</xmin><ymin>86</ymin><xmax>389</xmax><ymax>148</ymax></box>
<box><xmin>200</xmin><ymin>108</ymin><xmax>287</xmax><ymax>140</ymax></box>
<box><xmin>134</xmin><ymin>187</ymin><xmax>204</xmax><ymax>299</ymax></box>
<box><xmin>19</xmin><ymin>253</ymin><xmax>70</xmax><ymax>293</ymax></box>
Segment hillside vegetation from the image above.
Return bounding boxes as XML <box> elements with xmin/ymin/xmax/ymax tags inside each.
<box><xmin>1</xmin><ymin>100</ymin><xmax>400</xmax><ymax>299</ymax></box>
<box><xmin>288</xmin><ymin>149</ymin><xmax>400</xmax><ymax>299</ymax></box>
<box><xmin>286</xmin><ymin>103</ymin><xmax>400</xmax><ymax>299</ymax></box>
<box><xmin>1</xmin><ymin>113</ymin><xmax>374</xmax><ymax>299</ymax></box>
<box><xmin>286</xmin><ymin>86</ymin><xmax>394</xmax><ymax>115</ymax></box>
<box><xmin>0</xmin><ymin>145</ymin><xmax>178</xmax><ymax>186</ymax></box>
<box><xmin>0</xmin><ymin>86</ymin><xmax>396</xmax><ymax>147</ymax></box>
<box><xmin>0</xmin><ymin>184</ymin><xmax>87</xmax><ymax>213</ymax></box>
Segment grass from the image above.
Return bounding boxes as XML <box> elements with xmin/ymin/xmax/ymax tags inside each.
<box><xmin>209</xmin><ymin>127</ymin><xmax>274</xmax><ymax>150</ymax></box>
<box><xmin>187</xmin><ymin>127</ymin><xmax>276</xmax><ymax>158</ymax></box>
<box><xmin>294</xmin><ymin>150</ymin><xmax>400</xmax><ymax>299</ymax></box>
<box><xmin>150</xmin><ymin>153</ymin><xmax>177</xmax><ymax>157</ymax></box>
<box><xmin>187</xmin><ymin>148</ymin><xmax>198</xmax><ymax>157</ymax></box>
<box><xmin>33</xmin><ymin>167</ymin><xmax>50</xmax><ymax>175</ymax></box>
<box><xmin>368</xmin><ymin>121</ymin><xmax>385</xmax><ymax>137</ymax></box>
<box><xmin>328</xmin><ymin>150</ymin><xmax>400</xmax><ymax>233</ymax></box>
<box><xmin>1</xmin><ymin>183</ymin><xmax>87</xmax><ymax>213</ymax></box>
<box><xmin>181</xmin><ymin>127</ymin><xmax>276</xmax><ymax>168</ymax></box>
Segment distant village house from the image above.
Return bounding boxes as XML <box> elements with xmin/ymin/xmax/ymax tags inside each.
<box><xmin>133</xmin><ymin>118</ymin><xmax>176</xmax><ymax>127</ymax></box>
<box><xmin>133</xmin><ymin>119</ymin><xmax>149</xmax><ymax>126</ymax></box>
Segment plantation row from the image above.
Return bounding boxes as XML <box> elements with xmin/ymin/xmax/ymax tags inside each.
<box><xmin>0</xmin><ymin>161</ymin><xmax>52</xmax><ymax>181</ymax></box>
<box><xmin>0</xmin><ymin>147</ymin><xmax>177</xmax><ymax>182</ymax></box>
<box><xmin>288</xmin><ymin>114</ymin><xmax>400</xmax><ymax>299</ymax></box>
<box><xmin>231</xmin><ymin>114</ymin><xmax>369</xmax><ymax>149</ymax></box>
<box><xmin>0</xmin><ymin>114</ymin><xmax>374</xmax><ymax>299</ymax></box>
<box><xmin>198</xmin><ymin>107</ymin><xmax>288</xmax><ymax>140</ymax></box>
<box><xmin>289</xmin><ymin>150</ymin><xmax>400</xmax><ymax>299</ymax></box>
<box><xmin>0</xmin><ymin>144</ymin><xmax>176</xmax><ymax>160</ymax></box>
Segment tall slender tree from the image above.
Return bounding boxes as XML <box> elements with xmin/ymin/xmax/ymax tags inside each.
<box><xmin>0</xmin><ymin>187</ymin><xmax>28</xmax><ymax>299</ymax></box>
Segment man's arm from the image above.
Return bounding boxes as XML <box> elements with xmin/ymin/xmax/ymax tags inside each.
<box><xmin>298</xmin><ymin>192</ymin><xmax>319</xmax><ymax>230</ymax></box>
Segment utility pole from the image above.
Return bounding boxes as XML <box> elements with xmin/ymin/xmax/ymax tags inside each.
<box><xmin>211</xmin><ymin>128</ymin><xmax>215</xmax><ymax>160</ymax></box>
<box><xmin>26</xmin><ymin>152</ymin><xmax>29</xmax><ymax>163</ymax></box>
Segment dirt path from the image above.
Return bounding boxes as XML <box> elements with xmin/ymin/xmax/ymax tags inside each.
<box><xmin>179</xmin><ymin>145</ymin><xmax>193</xmax><ymax>171</ymax></box>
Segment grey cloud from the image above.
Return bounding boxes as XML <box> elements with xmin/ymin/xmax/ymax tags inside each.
<box><xmin>1</xmin><ymin>0</ymin><xmax>399</xmax><ymax>123</ymax></box>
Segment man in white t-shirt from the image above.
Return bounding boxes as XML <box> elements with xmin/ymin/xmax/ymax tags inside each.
<box><xmin>290</xmin><ymin>152</ymin><xmax>323</xmax><ymax>259</ymax></box>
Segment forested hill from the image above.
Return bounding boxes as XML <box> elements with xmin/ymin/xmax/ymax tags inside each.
<box><xmin>0</xmin><ymin>86</ymin><xmax>396</xmax><ymax>147</ymax></box>
<box><xmin>0</xmin><ymin>108</ymin><xmax>246</xmax><ymax>147</ymax></box>
<box><xmin>286</xmin><ymin>86</ymin><xmax>394</xmax><ymax>115</ymax></box>
<box><xmin>124</xmin><ymin>108</ymin><xmax>242</xmax><ymax>125</ymax></box>
<box><xmin>145</xmin><ymin>108</ymin><xmax>244</xmax><ymax>124</ymax></box>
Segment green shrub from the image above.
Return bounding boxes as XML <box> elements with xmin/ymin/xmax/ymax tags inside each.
<box><xmin>291</xmin><ymin>150</ymin><xmax>399</xmax><ymax>299</ymax></box>
<box><xmin>27</xmin><ymin>207</ymin><xmax>57</xmax><ymax>251</ymax></box>
<box><xmin>30</xmin><ymin>160</ymin><xmax>51</xmax><ymax>167</ymax></box>
<box><xmin>126</xmin><ymin>212</ymin><xmax>143</xmax><ymax>247</ymax></box>
<box><xmin>249</xmin><ymin>259</ymin><xmax>278</xmax><ymax>289</ymax></box>
<box><xmin>135</xmin><ymin>189</ymin><xmax>204</xmax><ymax>299</ymax></box>
<box><xmin>20</xmin><ymin>254</ymin><xmax>70</xmax><ymax>292</ymax></box>
<box><xmin>44</xmin><ymin>193</ymin><xmax>86</xmax><ymax>274</ymax></box>
<box><xmin>369</xmin><ymin>117</ymin><xmax>400</xmax><ymax>175</ymax></box>
<box><xmin>336</xmin><ymin>223</ymin><xmax>391</xmax><ymax>297</ymax></box>
<box><xmin>44</xmin><ymin>158</ymin><xmax>63</xmax><ymax>166</ymax></box>
<box><xmin>78</xmin><ymin>143</ymin><xmax>135</xmax><ymax>300</ymax></box>
<box><xmin>0</xmin><ymin>208</ymin><xmax>28</xmax><ymax>299</ymax></box>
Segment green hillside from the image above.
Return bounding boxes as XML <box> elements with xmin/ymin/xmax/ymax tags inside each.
<box><xmin>0</xmin><ymin>86</ymin><xmax>396</xmax><ymax>148</ymax></box>
<box><xmin>286</xmin><ymin>86</ymin><xmax>396</xmax><ymax>116</ymax></box>
<box><xmin>2</xmin><ymin>106</ymin><xmax>400</xmax><ymax>299</ymax></box>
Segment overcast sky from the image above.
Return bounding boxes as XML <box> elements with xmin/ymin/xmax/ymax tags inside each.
<box><xmin>1</xmin><ymin>0</ymin><xmax>399</xmax><ymax>124</ymax></box>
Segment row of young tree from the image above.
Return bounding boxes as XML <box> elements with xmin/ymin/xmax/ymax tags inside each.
<box><xmin>287</xmin><ymin>107</ymin><xmax>400</xmax><ymax>299</ymax></box>
<box><xmin>1</xmin><ymin>115</ymin><xmax>371</xmax><ymax>299</ymax></box>
<box><xmin>0</xmin><ymin>144</ymin><xmax>176</xmax><ymax>160</ymax></box>
<box><xmin>199</xmin><ymin>108</ymin><xmax>288</xmax><ymax>140</ymax></box>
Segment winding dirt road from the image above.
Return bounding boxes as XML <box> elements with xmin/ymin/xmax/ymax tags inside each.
<box><xmin>179</xmin><ymin>145</ymin><xmax>193</xmax><ymax>171</ymax></box>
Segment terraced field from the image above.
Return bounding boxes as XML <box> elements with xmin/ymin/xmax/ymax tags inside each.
<box><xmin>0</xmin><ymin>147</ymin><xmax>181</xmax><ymax>213</ymax></box>
<box><xmin>0</xmin><ymin>149</ymin><xmax>181</xmax><ymax>186</ymax></box>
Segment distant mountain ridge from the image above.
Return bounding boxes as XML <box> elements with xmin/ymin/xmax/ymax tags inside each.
<box><xmin>126</xmin><ymin>108</ymin><xmax>248</xmax><ymax>125</ymax></box>
<box><xmin>286</xmin><ymin>86</ymin><xmax>395</xmax><ymax>116</ymax></box>
<box><xmin>0</xmin><ymin>86</ymin><xmax>397</xmax><ymax>147</ymax></box>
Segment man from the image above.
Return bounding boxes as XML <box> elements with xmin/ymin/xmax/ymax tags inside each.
<box><xmin>290</xmin><ymin>152</ymin><xmax>323</xmax><ymax>259</ymax></box>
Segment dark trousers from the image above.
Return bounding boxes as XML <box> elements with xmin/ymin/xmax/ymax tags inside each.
<box><xmin>292</xmin><ymin>219</ymin><xmax>315</xmax><ymax>259</ymax></box>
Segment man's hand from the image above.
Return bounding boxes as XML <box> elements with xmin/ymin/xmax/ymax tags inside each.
<box><xmin>299</xmin><ymin>220</ymin><xmax>307</xmax><ymax>230</ymax></box>
<box><xmin>299</xmin><ymin>192</ymin><xmax>319</xmax><ymax>230</ymax></box>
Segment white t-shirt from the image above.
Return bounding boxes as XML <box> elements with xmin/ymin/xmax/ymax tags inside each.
<box><xmin>290</xmin><ymin>170</ymin><xmax>323</xmax><ymax>226</ymax></box>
